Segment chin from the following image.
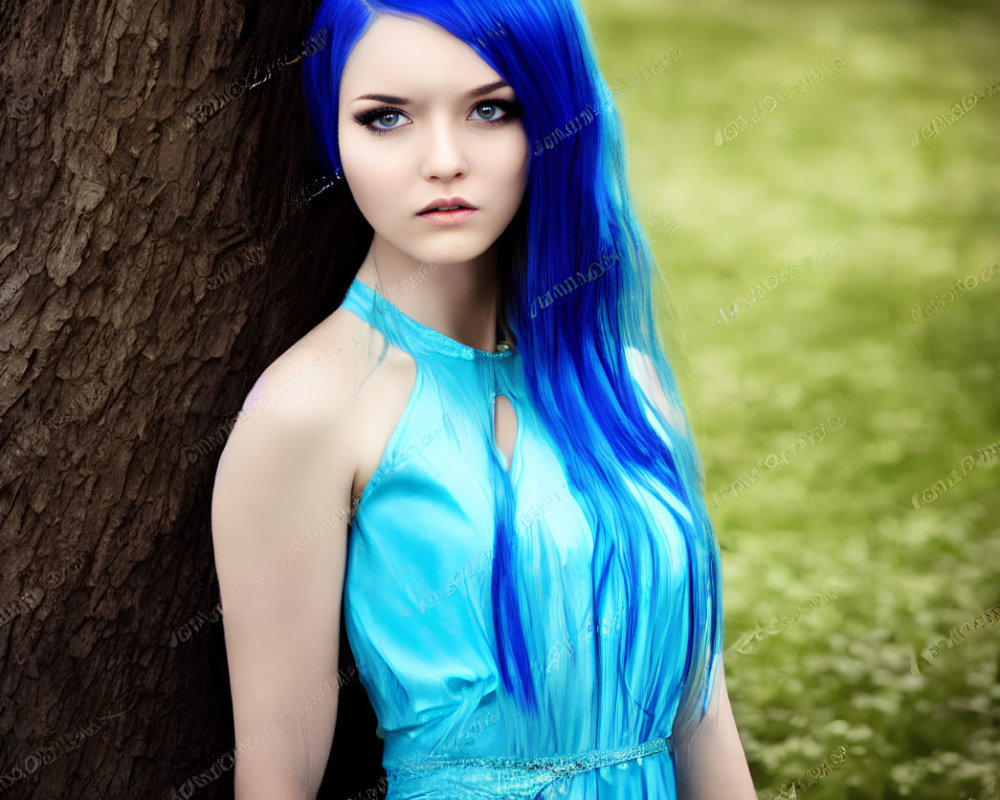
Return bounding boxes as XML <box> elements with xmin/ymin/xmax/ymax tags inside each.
<box><xmin>410</xmin><ymin>240</ymin><xmax>498</xmax><ymax>265</ymax></box>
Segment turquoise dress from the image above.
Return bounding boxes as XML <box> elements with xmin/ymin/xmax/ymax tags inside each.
<box><xmin>339</xmin><ymin>276</ymin><xmax>694</xmax><ymax>800</ymax></box>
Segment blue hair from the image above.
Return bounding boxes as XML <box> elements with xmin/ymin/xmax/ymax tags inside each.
<box><xmin>302</xmin><ymin>0</ymin><xmax>723</xmax><ymax>747</ymax></box>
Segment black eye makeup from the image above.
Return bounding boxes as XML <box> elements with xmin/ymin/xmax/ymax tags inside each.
<box><xmin>352</xmin><ymin>97</ymin><xmax>524</xmax><ymax>136</ymax></box>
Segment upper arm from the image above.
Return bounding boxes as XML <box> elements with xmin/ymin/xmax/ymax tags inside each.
<box><xmin>673</xmin><ymin>660</ymin><xmax>757</xmax><ymax>799</ymax></box>
<box><xmin>211</xmin><ymin>344</ymin><xmax>359</xmax><ymax>799</ymax></box>
<box><xmin>624</xmin><ymin>345</ymin><xmax>686</xmax><ymax>438</ymax></box>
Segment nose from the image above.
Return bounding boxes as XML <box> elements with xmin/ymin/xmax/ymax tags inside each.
<box><xmin>419</xmin><ymin>115</ymin><xmax>470</xmax><ymax>181</ymax></box>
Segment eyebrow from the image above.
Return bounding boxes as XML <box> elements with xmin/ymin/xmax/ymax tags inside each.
<box><xmin>352</xmin><ymin>79</ymin><xmax>512</xmax><ymax>104</ymax></box>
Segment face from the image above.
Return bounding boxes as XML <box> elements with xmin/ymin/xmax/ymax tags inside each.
<box><xmin>337</xmin><ymin>14</ymin><xmax>530</xmax><ymax>268</ymax></box>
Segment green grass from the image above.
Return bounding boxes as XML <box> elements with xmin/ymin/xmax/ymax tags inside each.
<box><xmin>583</xmin><ymin>0</ymin><xmax>1000</xmax><ymax>796</ymax></box>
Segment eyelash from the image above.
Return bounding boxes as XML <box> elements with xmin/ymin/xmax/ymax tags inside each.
<box><xmin>353</xmin><ymin>98</ymin><xmax>523</xmax><ymax>136</ymax></box>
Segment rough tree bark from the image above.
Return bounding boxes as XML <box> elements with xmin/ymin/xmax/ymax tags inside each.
<box><xmin>0</xmin><ymin>2</ymin><xmax>383</xmax><ymax>798</ymax></box>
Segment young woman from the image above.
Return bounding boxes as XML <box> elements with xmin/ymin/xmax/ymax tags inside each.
<box><xmin>211</xmin><ymin>1</ymin><xmax>757</xmax><ymax>798</ymax></box>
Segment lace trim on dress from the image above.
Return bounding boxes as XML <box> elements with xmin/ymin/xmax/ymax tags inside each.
<box><xmin>383</xmin><ymin>735</ymin><xmax>673</xmax><ymax>791</ymax></box>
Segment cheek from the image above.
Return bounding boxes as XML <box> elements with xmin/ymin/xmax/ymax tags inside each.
<box><xmin>347</xmin><ymin>163</ymin><xmax>397</xmax><ymax>208</ymax></box>
<box><xmin>337</xmin><ymin>125</ymin><xmax>363</xmax><ymax>173</ymax></box>
<box><xmin>488</xmin><ymin>131</ymin><xmax>530</xmax><ymax>198</ymax></box>
<box><xmin>339</xmin><ymin>134</ymin><xmax>404</xmax><ymax>221</ymax></box>
<box><xmin>508</xmin><ymin>130</ymin><xmax>531</xmax><ymax>180</ymax></box>
<box><xmin>338</xmin><ymin>119</ymin><xmax>390</xmax><ymax>176</ymax></box>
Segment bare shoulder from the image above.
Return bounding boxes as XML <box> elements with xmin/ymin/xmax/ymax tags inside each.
<box><xmin>235</xmin><ymin>305</ymin><xmax>382</xmax><ymax>434</ymax></box>
<box><xmin>213</xmin><ymin>301</ymin><xmax>412</xmax><ymax>526</ymax></box>
<box><xmin>211</xmin><ymin>306</ymin><xmax>378</xmax><ymax>537</ymax></box>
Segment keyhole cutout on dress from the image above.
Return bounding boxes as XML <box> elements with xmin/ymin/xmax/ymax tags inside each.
<box><xmin>493</xmin><ymin>393</ymin><xmax>518</xmax><ymax>472</ymax></box>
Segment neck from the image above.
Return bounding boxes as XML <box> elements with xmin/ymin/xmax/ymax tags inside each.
<box><xmin>356</xmin><ymin>237</ymin><xmax>513</xmax><ymax>352</ymax></box>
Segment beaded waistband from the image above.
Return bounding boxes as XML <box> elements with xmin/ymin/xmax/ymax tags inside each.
<box><xmin>384</xmin><ymin>734</ymin><xmax>673</xmax><ymax>785</ymax></box>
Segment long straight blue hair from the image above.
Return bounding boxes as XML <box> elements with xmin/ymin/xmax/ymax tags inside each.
<box><xmin>302</xmin><ymin>0</ymin><xmax>723</xmax><ymax>743</ymax></box>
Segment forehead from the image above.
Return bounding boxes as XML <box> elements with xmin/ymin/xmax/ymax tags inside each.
<box><xmin>340</xmin><ymin>14</ymin><xmax>504</xmax><ymax>98</ymax></box>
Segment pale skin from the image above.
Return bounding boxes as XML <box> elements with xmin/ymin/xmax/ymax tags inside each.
<box><xmin>210</xmin><ymin>12</ymin><xmax>754</xmax><ymax>800</ymax></box>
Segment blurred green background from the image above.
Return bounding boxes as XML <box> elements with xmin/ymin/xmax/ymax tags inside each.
<box><xmin>582</xmin><ymin>0</ymin><xmax>1000</xmax><ymax>796</ymax></box>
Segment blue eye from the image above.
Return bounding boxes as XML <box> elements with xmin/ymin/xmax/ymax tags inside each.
<box><xmin>354</xmin><ymin>98</ymin><xmax>523</xmax><ymax>136</ymax></box>
<box><xmin>361</xmin><ymin>109</ymin><xmax>405</xmax><ymax>134</ymax></box>
<box><xmin>470</xmin><ymin>101</ymin><xmax>508</xmax><ymax>123</ymax></box>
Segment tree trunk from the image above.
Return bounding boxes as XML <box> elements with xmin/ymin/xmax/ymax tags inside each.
<box><xmin>0</xmin><ymin>2</ymin><xmax>384</xmax><ymax>798</ymax></box>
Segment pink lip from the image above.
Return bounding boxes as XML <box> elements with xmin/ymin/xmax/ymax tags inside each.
<box><xmin>418</xmin><ymin>208</ymin><xmax>478</xmax><ymax>226</ymax></box>
<box><xmin>418</xmin><ymin>196</ymin><xmax>476</xmax><ymax>215</ymax></box>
